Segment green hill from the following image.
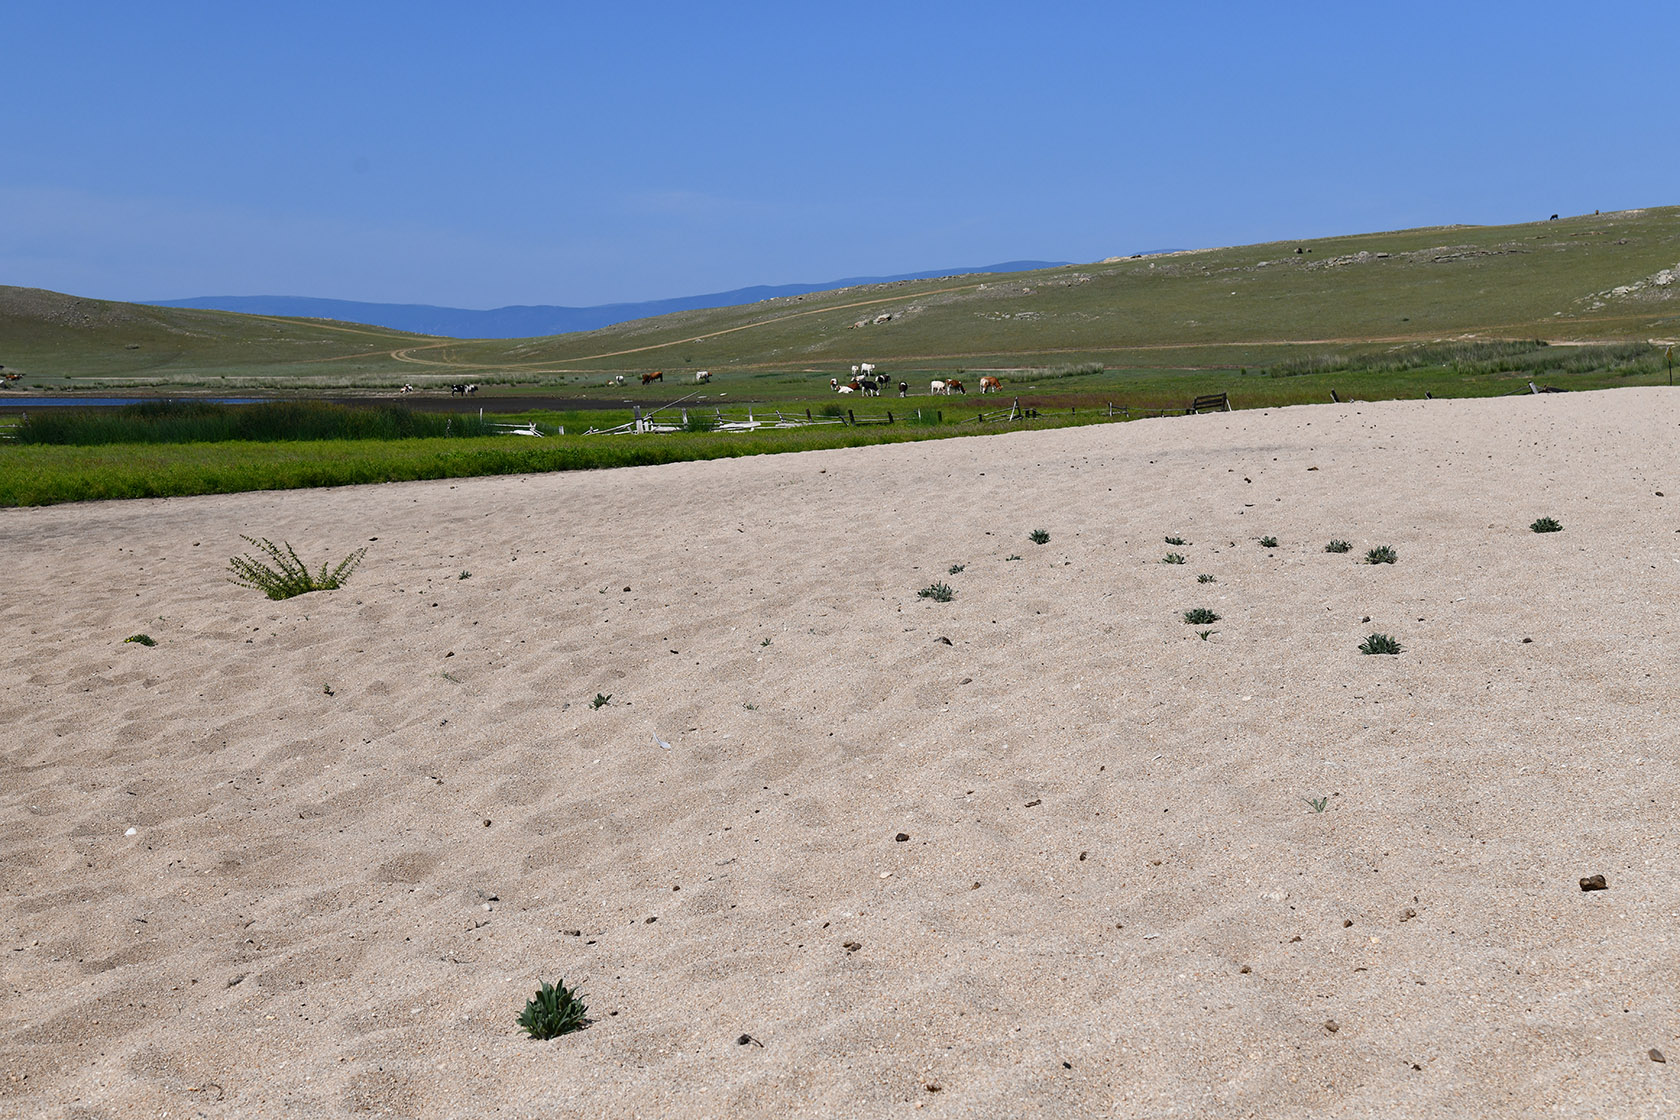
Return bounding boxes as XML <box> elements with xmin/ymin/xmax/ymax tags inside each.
<box><xmin>3</xmin><ymin>206</ymin><xmax>1676</xmax><ymax>391</ymax></box>
<box><xmin>0</xmin><ymin>287</ymin><xmax>440</xmax><ymax>387</ymax></box>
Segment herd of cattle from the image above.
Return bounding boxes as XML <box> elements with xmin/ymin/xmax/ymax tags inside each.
<box><xmin>395</xmin><ymin>368</ymin><xmax>1001</xmax><ymax>398</ymax></box>
<box><xmin>613</xmin><ymin>365</ymin><xmax>1002</xmax><ymax>397</ymax></box>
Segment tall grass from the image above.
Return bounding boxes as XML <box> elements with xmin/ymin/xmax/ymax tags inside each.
<box><xmin>12</xmin><ymin>401</ymin><xmax>498</xmax><ymax>445</ymax></box>
<box><xmin>1267</xmin><ymin>341</ymin><xmax>1660</xmax><ymax>380</ymax></box>
<box><xmin>0</xmin><ymin>413</ymin><xmax>1104</xmax><ymax>506</ymax></box>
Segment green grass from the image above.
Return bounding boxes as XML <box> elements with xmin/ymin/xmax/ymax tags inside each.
<box><xmin>1359</xmin><ymin>633</ymin><xmax>1404</xmax><ymax>655</ymax></box>
<box><xmin>1197</xmin><ymin>573</ymin><xmax>1216</xmax><ymax>583</ymax></box>
<box><xmin>1163</xmin><ymin>552</ymin><xmax>1186</xmax><ymax>564</ymax></box>
<box><xmin>1165</xmin><ymin>536</ymin><xmax>1187</xmax><ymax>546</ymax></box>
<box><xmin>918</xmin><ymin>582</ymin><xmax>955</xmax><ymax>602</ymax></box>
<box><xmin>1259</xmin><ymin>536</ymin><xmax>1278</xmax><ymax>548</ymax></box>
<box><xmin>1365</xmin><ymin>545</ymin><xmax>1398</xmax><ymax>564</ymax></box>
<box><xmin>1183</xmin><ymin>608</ymin><xmax>1221</xmax><ymax>624</ymax></box>
<box><xmin>0</xmin><ymin>419</ymin><xmax>1098</xmax><ymax>506</ymax></box>
<box><xmin>12</xmin><ymin>400</ymin><xmax>497</xmax><ymax>445</ymax></box>
<box><xmin>1530</xmin><ymin>517</ymin><xmax>1563</xmax><ymax>533</ymax></box>
<box><xmin>1029</xmin><ymin>529</ymin><xmax>1050</xmax><ymax>545</ymax></box>
<box><xmin>517</xmin><ymin>979</ymin><xmax>588</xmax><ymax>1040</ymax></box>
<box><xmin>123</xmin><ymin>633</ymin><xmax>157</xmax><ymax>646</ymax></box>
<box><xmin>1325</xmin><ymin>539</ymin><xmax>1352</xmax><ymax>553</ymax></box>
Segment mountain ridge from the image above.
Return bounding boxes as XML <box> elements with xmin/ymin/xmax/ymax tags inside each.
<box><xmin>144</xmin><ymin>261</ymin><xmax>1070</xmax><ymax>339</ymax></box>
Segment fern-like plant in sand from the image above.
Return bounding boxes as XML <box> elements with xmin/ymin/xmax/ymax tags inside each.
<box><xmin>228</xmin><ymin>536</ymin><xmax>367</xmax><ymax>600</ymax></box>
<box><xmin>517</xmin><ymin>978</ymin><xmax>588</xmax><ymax>1039</ymax></box>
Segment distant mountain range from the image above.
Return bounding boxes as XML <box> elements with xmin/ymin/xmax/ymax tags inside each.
<box><xmin>146</xmin><ymin>261</ymin><xmax>1070</xmax><ymax>339</ymax></box>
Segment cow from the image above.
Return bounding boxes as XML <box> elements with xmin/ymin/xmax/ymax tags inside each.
<box><xmin>859</xmin><ymin>362</ymin><xmax>876</xmax><ymax>378</ymax></box>
<box><xmin>399</xmin><ymin>384</ymin><xmax>416</xmax><ymax>394</ymax></box>
<box><xmin>858</xmin><ymin>378</ymin><xmax>879</xmax><ymax>396</ymax></box>
<box><xmin>930</xmin><ymin>380</ymin><xmax>947</xmax><ymax>395</ymax></box>
<box><xmin>1550</xmin><ymin>214</ymin><xmax>1559</xmax><ymax>221</ymax></box>
<box><xmin>615</xmin><ymin>375</ymin><xmax>626</xmax><ymax>386</ymax></box>
<box><xmin>898</xmin><ymin>381</ymin><xmax>908</xmax><ymax>398</ymax></box>
<box><xmin>836</xmin><ymin>384</ymin><xmax>855</xmax><ymax>394</ymax></box>
<box><xmin>946</xmin><ymin>378</ymin><xmax>966</xmax><ymax>394</ymax></box>
<box><xmin>450</xmin><ymin>383</ymin><xmax>466</xmax><ymax>396</ymax></box>
<box><xmin>695</xmin><ymin>370</ymin><xmax>711</xmax><ymax>383</ymax></box>
<box><xmin>641</xmin><ymin>370</ymin><xmax>664</xmax><ymax>385</ymax></box>
<box><xmin>978</xmin><ymin>376</ymin><xmax>1001</xmax><ymax>393</ymax></box>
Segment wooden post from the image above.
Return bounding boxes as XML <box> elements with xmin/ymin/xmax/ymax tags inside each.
<box><xmin>848</xmin><ymin>409</ymin><xmax>855</xmax><ymax>426</ymax></box>
<box><xmin>633</xmin><ymin>404</ymin><xmax>644</xmax><ymax>432</ymax></box>
<box><xmin>936</xmin><ymin>410</ymin><xmax>942</xmax><ymax>423</ymax></box>
<box><xmin>806</xmin><ymin>408</ymin><xmax>812</xmax><ymax>421</ymax></box>
<box><xmin>681</xmin><ymin>409</ymin><xmax>689</xmax><ymax>427</ymax></box>
<box><xmin>1330</xmin><ymin>389</ymin><xmax>1340</xmax><ymax>404</ymax></box>
<box><xmin>886</xmin><ymin>411</ymin><xmax>893</xmax><ymax>424</ymax></box>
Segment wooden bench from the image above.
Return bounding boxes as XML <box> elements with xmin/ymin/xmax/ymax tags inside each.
<box><xmin>1186</xmin><ymin>392</ymin><xmax>1231</xmax><ymax>414</ymax></box>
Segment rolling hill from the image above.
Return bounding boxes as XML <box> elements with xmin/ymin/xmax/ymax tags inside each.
<box><xmin>2</xmin><ymin>207</ymin><xmax>1676</xmax><ymax>390</ymax></box>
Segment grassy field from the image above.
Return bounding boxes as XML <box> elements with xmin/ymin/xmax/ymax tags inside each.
<box><xmin>0</xmin><ymin>414</ymin><xmax>1108</xmax><ymax>506</ymax></box>
<box><xmin>3</xmin><ymin>207</ymin><xmax>1676</xmax><ymax>396</ymax></box>
<box><xmin>2</xmin><ymin>207</ymin><xmax>1675</xmax><ymax>505</ymax></box>
<box><xmin>3</xmin><ymin>336</ymin><xmax>1670</xmax><ymax>507</ymax></box>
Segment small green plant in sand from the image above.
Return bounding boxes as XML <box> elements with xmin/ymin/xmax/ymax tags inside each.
<box><xmin>919</xmin><ymin>582</ymin><xmax>955</xmax><ymax>602</ymax></box>
<box><xmin>1163</xmin><ymin>553</ymin><xmax>1186</xmax><ymax>565</ymax></box>
<box><xmin>517</xmin><ymin>978</ymin><xmax>588</xmax><ymax>1040</ymax></box>
<box><xmin>1005</xmin><ymin>554</ymin><xmax>1022</xmax><ymax>562</ymax></box>
<box><xmin>1165</xmin><ymin>536</ymin><xmax>1187</xmax><ymax>546</ymax></box>
<box><xmin>1028</xmin><ymin>529</ymin><xmax>1050</xmax><ymax>545</ymax></box>
<box><xmin>228</xmin><ymin>536</ymin><xmax>367</xmax><ymax>600</ymax></box>
<box><xmin>1365</xmin><ymin>545</ymin><xmax>1397</xmax><ymax>565</ymax></box>
<box><xmin>1183</xmin><ymin>608</ymin><xmax>1221</xmax><ymax>625</ymax></box>
<box><xmin>591</xmin><ymin>693</ymin><xmax>612</xmax><ymax>709</ymax></box>
<box><xmin>1197</xmin><ymin>573</ymin><xmax>1216</xmax><ymax>584</ymax></box>
<box><xmin>948</xmin><ymin>564</ymin><xmax>965</xmax><ymax>575</ymax></box>
<box><xmin>1530</xmin><ymin>517</ymin><xmax>1563</xmax><ymax>533</ymax></box>
<box><xmin>1259</xmin><ymin>536</ymin><xmax>1279</xmax><ymax>548</ymax></box>
<box><xmin>744</xmin><ymin>702</ymin><xmax>758</xmax><ymax>711</ymax></box>
<box><xmin>1304</xmin><ymin>796</ymin><xmax>1330</xmax><ymax>813</ymax></box>
<box><xmin>1325</xmin><ymin>540</ymin><xmax>1352</xmax><ymax>554</ymax></box>
<box><xmin>123</xmin><ymin>633</ymin><xmax>157</xmax><ymax>646</ymax></box>
<box><xmin>760</xmin><ymin>637</ymin><xmax>772</xmax><ymax>647</ymax></box>
<box><xmin>459</xmin><ymin>570</ymin><xmax>472</xmax><ymax>580</ymax></box>
<box><xmin>1198</xmin><ymin>629</ymin><xmax>1216</xmax><ymax>641</ymax></box>
<box><xmin>1359</xmin><ymin>633</ymin><xmax>1403</xmax><ymax>655</ymax></box>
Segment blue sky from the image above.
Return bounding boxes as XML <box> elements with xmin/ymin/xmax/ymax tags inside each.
<box><xmin>3</xmin><ymin>2</ymin><xmax>1675</xmax><ymax>308</ymax></box>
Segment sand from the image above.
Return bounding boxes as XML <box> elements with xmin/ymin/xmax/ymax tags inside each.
<box><xmin>3</xmin><ymin>388</ymin><xmax>1679</xmax><ymax>1118</ymax></box>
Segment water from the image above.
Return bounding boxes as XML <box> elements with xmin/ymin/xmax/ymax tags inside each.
<box><xmin>0</xmin><ymin>397</ymin><xmax>267</xmax><ymax>408</ymax></box>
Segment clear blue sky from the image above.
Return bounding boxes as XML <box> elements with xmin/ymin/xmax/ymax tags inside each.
<box><xmin>4</xmin><ymin>2</ymin><xmax>1675</xmax><ymax>309</ymax></box>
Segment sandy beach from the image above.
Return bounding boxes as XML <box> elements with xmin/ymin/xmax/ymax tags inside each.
<box><xmin>4</xmin><ymin>388</ymin><xmax>1679</xmax><ymax>1118</ymax></box>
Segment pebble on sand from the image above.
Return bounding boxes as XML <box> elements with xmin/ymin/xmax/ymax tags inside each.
<box><xmin>1580</xmin><ymin>874</ymin><xmax>1609</xmax><ymax>892</ymax></box>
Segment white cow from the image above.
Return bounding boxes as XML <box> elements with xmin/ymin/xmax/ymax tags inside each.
<box><xmin>695</xmin><ymin>370</ymin><xmax>711</xmax><ymax>383</ymax></box>
<box><xmin>930</xmin><ymin>380</ymin><xmax>948</xmax><ymax>395</ymax></box>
